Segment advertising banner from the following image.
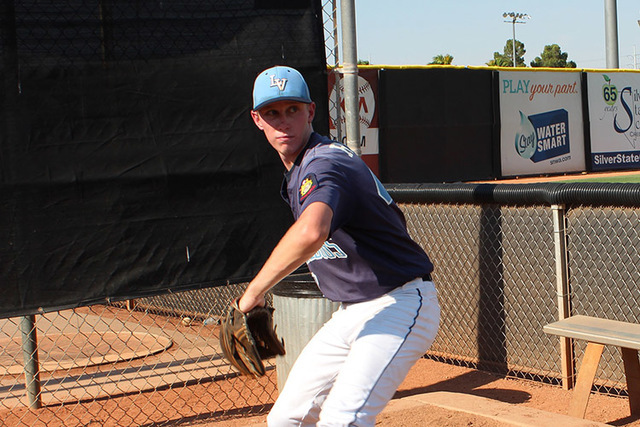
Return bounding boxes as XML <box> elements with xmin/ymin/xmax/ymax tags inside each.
<box><xmin>587</xmin><ymin>72</ymin><xmax>640</xmax><ymax>171</ymax></box>
<box><xmin>328</xmin><ymin>69</ymin><xmax>380</xmax><ymax>175</ymax></box>
<box><xmin>499</xmin><ymin>71</ymin><xmax>586</xmax><ymax>177</ymax></box>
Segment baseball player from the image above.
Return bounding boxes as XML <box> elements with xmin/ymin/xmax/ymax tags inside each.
<box><xmin>238</xmin><ymin>65</ymin><xmax>440</xmax><ymax>426</ymax></box>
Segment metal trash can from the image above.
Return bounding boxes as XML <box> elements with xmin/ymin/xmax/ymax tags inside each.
<box><xmin>271</xmin><ymin>273</ymin><xmax>340</xmax><ymax>392</ymax></box>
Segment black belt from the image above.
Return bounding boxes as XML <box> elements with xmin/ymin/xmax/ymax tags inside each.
<box><xmin>422</xmin><ymin>273</ymin><xmax>432</xmax><ymax>281</ymax></box>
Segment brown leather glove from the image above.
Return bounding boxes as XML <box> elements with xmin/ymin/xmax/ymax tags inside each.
<box><xmin>219</xmin><ymin>300</ymin><xmax>286</xmax><ymax>377</ymax></box>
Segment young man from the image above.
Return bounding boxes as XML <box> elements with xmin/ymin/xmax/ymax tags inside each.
<box><xmin>239</xmin><ymin>65</ymin><xmax>440</xmax><ymax>426</ymax></box>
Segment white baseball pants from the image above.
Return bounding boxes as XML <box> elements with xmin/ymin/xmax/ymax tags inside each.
<box><xmin>267</xmin><ymin>277</ymin><xmax>440</xmax><ymax>426</ymax></box>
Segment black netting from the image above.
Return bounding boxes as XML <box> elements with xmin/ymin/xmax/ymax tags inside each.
<box><xmin>0</xmin><ymin>0</ymin><xmax>328</xmax><ymax>317</ymax></box>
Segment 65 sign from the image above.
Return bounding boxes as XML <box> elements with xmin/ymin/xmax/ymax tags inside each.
<box><xmin>602</xmin><ymin>74</ymin><xmax>618</xmax><ymax>106</ymax></box>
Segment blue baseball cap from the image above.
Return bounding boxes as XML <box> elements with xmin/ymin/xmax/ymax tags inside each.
<box><xmin>252</xmin><ymin>66</ymin><xmax>312</xmax><ymax>110</ymax></box>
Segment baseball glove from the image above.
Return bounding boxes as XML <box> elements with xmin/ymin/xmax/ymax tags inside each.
<box><xmin>219</xmin><ymin>300</ymin><xmax>286</xmax><ymax>377</ymax></box>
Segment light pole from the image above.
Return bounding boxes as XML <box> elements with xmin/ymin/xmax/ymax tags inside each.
<box><xmin>604</xmin><ymin>0</ymin><xmax>619</xmax><ymax>68</ymax></box>
<box><xmin>503</xmin><ymin>12</ymin><xmax>530</xmax><ymax>67</ymax></box>
<box><xmin>637</xmin><ymin>20</ymin><xmax>640</xmax><ymax>69</ymax></box>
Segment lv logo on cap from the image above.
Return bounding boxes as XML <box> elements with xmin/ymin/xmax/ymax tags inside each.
<box><xmin>269</xmin><ymin>75</ymin><xmax>287</xmax><ymax>91</ymax></box>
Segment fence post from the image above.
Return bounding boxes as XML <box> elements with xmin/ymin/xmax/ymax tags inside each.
<box><xmin>552</xmin><ymin>204</ymin><xmax>575</xmax><ymax>390</ymax></box>
<box><xmin>339</xmin><ymin>0</ymin><xmax>361</xmax><ymax>156</ymax></box>
<box><xmin>20</xmin><ymin>315</ymin><xmax>42</xmax><ymax>409</ymax></box>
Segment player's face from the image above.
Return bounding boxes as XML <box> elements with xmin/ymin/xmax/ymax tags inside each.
<box><xmin>252</xmin><ymin>100</ymin><xmax>315</xmax><ymax>169</ymax></box>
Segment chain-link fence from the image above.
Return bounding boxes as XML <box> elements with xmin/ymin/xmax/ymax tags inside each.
<box><xmin>565</xmin><ymin>206</ymin><xmax>640</xmax><ymax>394</ymax></box>
<box><xmin>394</xmin><ymin>185</ymin><xmax>640</xmax><ymax>397</ymax></box>
<box><xmin>404</xmin><ymin>203</ymin><xmax>559</xmax><ymax>377</ymax></box>
<box><xmin>1</xmin><ymin>283</ymin><xmax>277</xmax><ymax>426</ymax></box>
<box><xmin>3</xmin><ymin>184</ymin><xmax>640</xmax><ymax>425</ymax></box>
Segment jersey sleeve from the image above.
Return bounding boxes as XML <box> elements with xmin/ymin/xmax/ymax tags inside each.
<box><xmin>296</xmin><ymin>156</ymin><xmax>354</xmax><ymax>234</ymax></box>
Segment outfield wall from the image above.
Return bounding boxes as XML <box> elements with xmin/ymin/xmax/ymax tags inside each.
<box><xmin>334</xmin><ymin>66</ymin><xmax>640</xmax><ymax>183</ymax></box>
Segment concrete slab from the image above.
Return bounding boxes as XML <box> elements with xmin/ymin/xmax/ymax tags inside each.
<box><xmin>241</xmin><ymin>391</ymin><xmax>611</xmax><ymax>427</ymax></box>
<box><xmin>384</xmin><ymin>391</ymin><xmax>611</xmax><ymax>427</ymax></box>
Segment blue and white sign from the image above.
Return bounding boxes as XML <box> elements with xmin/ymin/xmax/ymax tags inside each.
<box><xmin>587</xmin><ymin>72</ymin><xmax>640</xmax><ymax>171</ymax></box>
<box><xmin>500</xmin><ymin>70</ymin><xmax>585</xmax><ymax>177</ymax></box>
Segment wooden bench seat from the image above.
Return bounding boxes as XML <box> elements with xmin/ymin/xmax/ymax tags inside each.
<box><xmin>544</xmin><ymin>315</ymin><xmax>640</xmax><ymax>419</ymax></box>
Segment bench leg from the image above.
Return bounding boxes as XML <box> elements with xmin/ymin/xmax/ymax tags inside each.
<box><xmin>621</xmin><ymin>347</ymin><xmax>640</xmax><ymax>416</ymax></box>
<box><xmin>568</xmin><ymin>342</ymin><xmax>604</xmax><ymax>419</ymax></box>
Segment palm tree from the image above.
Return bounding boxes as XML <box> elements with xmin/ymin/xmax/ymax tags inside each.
<box><xmin>486</xmin><ymin>56</ymin><xmax>511</xmax><ymax>67</ymax></box>
<box><xmin>430</xmin><ymin>54</ymin><xmax>454</xmax><ymax>65</ymax></box>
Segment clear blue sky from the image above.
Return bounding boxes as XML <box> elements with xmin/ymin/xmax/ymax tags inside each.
<box><xmin>349</xmin><ymin>1</ymin><xmax>640</xmax><ymax>69</ymax></box>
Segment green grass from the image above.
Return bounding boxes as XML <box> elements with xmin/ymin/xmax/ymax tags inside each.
<box><xmin>562</xmin><ymin>173</ymin><xmax>640</xmax><ymax>183</ymax></box>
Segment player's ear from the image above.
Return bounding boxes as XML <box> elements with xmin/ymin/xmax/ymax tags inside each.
<box><xmin>251</xmin><ymin>110</ymin><xmax>264</xmax><ymax>131</ymax></box>
<box><xmin>307</xmin><ymin>102</ymin><xmax>316</xmax><ymax>123</ymax></box>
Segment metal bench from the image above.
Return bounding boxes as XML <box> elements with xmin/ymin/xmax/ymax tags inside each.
<box><xmin>544</xmin><ymin>315</ymin><xmax>640</xmax><ymax>419</ymax></box>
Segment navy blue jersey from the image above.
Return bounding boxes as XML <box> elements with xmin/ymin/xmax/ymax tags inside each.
<box><xmin>281</xmin><ymin>133</ymin><xmax>433</xmax><ymax>303</ymax></box>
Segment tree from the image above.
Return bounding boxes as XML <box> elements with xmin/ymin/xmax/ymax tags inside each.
<box><xmin>530</xmin><ymin>44</ymin><xmax>576</xmax><ymax>68</ymax></box>
<box><xmin>358</xmin><ymin>59</ymin><xmax>370</xmax><ymax>65</ymax></box>
<box><xmin>488</xmin><ymin>39</ymin><xmax>526</xmax><ymax>67</ymax></box>
<box><xmin>486</xmin><ymin>55</ymin><xmax>511</xmax><ymax>67</ymax></box>
<box><xmin>430</xmin><ymin>54</ymin><xmax>454</xmax><ymax>65</ymax></box>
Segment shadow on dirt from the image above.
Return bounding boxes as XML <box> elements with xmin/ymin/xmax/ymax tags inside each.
<box><xmin>394</xmin><ymin>369</ymin><xmax>531</xmax><ymax>405</ymax></box>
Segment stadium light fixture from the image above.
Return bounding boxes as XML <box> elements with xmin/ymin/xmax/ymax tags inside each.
<box><xmin>503</xmin><ymin>12</ymin><xmax>530</xmax><ymax>67</ymax></box>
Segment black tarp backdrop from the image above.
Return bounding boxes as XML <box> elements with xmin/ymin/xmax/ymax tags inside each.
<box><xmin>0</xmin><ymin>0</ymin><xmax>328</xmax><ymax>317</ymax></box>
<box><xmin>378</xmin><ymin>68</ymin><xmax>497</xmax><ymax>183</ymax></box>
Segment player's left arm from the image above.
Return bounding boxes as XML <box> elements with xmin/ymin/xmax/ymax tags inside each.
<box><xmin>238</xmin><ymin>201</ymin><xmax>333</xmax><ymax>312</ymax></box>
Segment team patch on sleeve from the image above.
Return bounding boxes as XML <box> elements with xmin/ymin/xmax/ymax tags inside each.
<box><xmin>299</xmin><ymin>173</ymin><xmax>319</xmax><ymax>203</ymax></box>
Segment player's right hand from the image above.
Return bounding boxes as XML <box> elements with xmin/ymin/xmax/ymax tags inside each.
<box><xmin>237</xmin><ymin>292</ymin><xmax>266</xmax><ymax>313</ymax></box>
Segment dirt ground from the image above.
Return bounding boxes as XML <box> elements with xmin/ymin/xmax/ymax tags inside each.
<box><xmin>6</xmin><ymin>354</ymin><xmax>638</xmax><ymax>427</ymax></box>
<box><xmin>193</xmin><ymin>357</ymin><xmax>640</xmax><ymax>427</ymax></box>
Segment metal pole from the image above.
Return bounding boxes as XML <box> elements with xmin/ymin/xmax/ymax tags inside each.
<box><xmin>552</xmin><ymin>205</ymin><xmax>574</xmax><ymax>390</ymax></box>
<box><xmin>20</xmin><ymin>315</ymin><xmax>42</xmax><ymax>409</ymax></box>
<box><xmin>512</xmin><ymin>19</ymin><xmax>516</xmax><ymax>67</ymax></box>
<box><xmin>332</xmin><ymin>0</ymin><xmax>342</xmax><ymax>143</ymax></box>
<box><xmin>332</xmin><ymin>0</ymin><xmax>339</xmax><ymax>66</ymax></box>
<box><xmin>340</xmin><ymin>0</ymin><xmax>361</xmax><ymax>156</ymax></box>
<box><xmin>503</xmin><ymin>13</ymin><xmax>528</xmax><ymax>68</ymax></box>
<box><xmin>604</xmin><ymin>0</ymin><xmax>619</xmax><ymax>68</ymax></box>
